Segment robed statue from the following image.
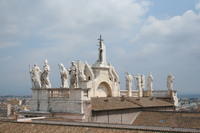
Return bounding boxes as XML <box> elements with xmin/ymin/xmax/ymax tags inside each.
<box><xmin>59</xmin><ymin>63</ymin><xmax>69</xmax><ymax>88</ymax></box>
<box><xmin>167</xmin><ymin>73</ymin><xmax>175</xmax><ymax>90</ymax></box>
<box><xmin>147</xmin><ymin>73</ymin><xmax>153</xmax><ymax>91</ymax></box>
<box><xmin>30</xmin><ymin>64</ymin><xmax>42</xmax><ymax>88</ymax></box>
<box><xmin>41</xmin><ymin>59</ymin><xmax>51</xmax><ymax>88</ymax></box>
<box><xmin>134</xmin><ymin>74</ymin><xmax>142</xmax><ymax>90</ymax></box>
<box><xmin>125</xmin><ymin>72</ymin><xmax>133</xmax><ymax>91</ymax></box>
<box><xmin>69</xmin><ymin>61</ymin><xmax>78</xmax><ymax>88</ymax></box>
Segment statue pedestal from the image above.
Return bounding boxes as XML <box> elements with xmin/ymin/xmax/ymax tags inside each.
<box><xmin>30</xmin><ymin>88</ymin><xmax>90</xmax><ymax>114</ymax></box>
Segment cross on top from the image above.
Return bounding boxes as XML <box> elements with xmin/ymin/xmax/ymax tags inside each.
<box><xmin>98</xmin><ymin>35</ymin><xmax>103</xmax><ymax>42</ymax></box>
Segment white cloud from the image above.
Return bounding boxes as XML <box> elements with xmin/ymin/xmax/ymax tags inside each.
<box><xmin>0</xmin><ymin>0</ymin><xmax>150</xmax><ymax>47</ymax></box>
<box><xmin>195</xmin><ymin>0</ymin><xmax>200</xmax><ymax>11</ymax></box>
<box><xmin>132</xmin><ymin>10</ymin><xmax>200</xmax><ymax>57</ymax></box>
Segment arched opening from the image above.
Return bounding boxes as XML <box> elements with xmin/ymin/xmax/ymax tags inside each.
<box><xmin>97</xmin><ymin>82</ymin><xmax>112</xmax><ymax>97</ymax></box>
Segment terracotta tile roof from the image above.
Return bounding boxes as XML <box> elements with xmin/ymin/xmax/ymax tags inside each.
<box><xmin>133</xmin><ymin>111</ymin><xmax>200</xmax><ymax>129</ymax></box>
<box><xmin>91</xmin><ymin>97</ymin><xmax>174</xmax><ymax>111</ymax></box>
<box><xmin>1</xmin><ymin>120</ymin><xmax>200</xmax><ymax>133</ymax></box>
<box><xmin>0</xmin><ymin>121</ymin><xmax>153</xmax><ymax>133</ymax></box>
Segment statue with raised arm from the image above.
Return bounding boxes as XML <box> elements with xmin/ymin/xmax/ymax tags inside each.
<box><xmin>29</xmin><ymin>64</ymin><xmax>42</xmax><ymax>88</ymax></box>
<box><xmin>147</xmin><ymin>73</ymin><xmax>153</xmax><ymax>91</ymax></box>
<box><xmin>59</xmin><ymin>63</ymin><xmax>69</xmax><ymax>88</ymax></box>
<box><xmin>41</xmin><ymin>59</ymin><xmax>51</xmax><ymax>88</ymax></box>
<box><xmin>69</xmin><ymin>61</ymin><xmax>78</xmax><ymax>88</ymax></box>
<box><xmin>167</xmin><ymin>73</ymin><xmax>175</xmax><ymax>90</ymax></box>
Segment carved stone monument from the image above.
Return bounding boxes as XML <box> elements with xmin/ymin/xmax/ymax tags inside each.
<box><xmin>134</xmin><ymin>74</ymin><xmax>141</xmax><ymax>90</ymax></box>
<box><xmin>69</xmin><ymin>61</ymin><xmax>79</xmax><ymax>88</ymax></box>
<box><xmin>125</xmin><ymin>72</ymin><xmax>133</xmax><ymax>97</ymax></box>
<box><xmin>59</xmin><ymin>63</ymin><xmax>69</xmax><ymax>88</ymax></box>
<box><xmin>146</xmin><ymin>73</ymin><xmax>153</xmax><ymax>96</ymax></box>
<box><xmin>141</xmin><ymin>75</ymin><xmax>145</xmax><ymax>90</ymax></box>
<box><xmin>41</xmin><ymin>59</ymin><xmax>51</xmax><ymax>88</ymax></box>
<box><xmin>134</xmin><ymin>74</ymin><xmax>143</xmax><ymax>97</ymax></box>
<box><xmin>167</xmin><ymin>73</ymin><xmax>175</xmax><ymax>90</ymax></box>
<box><xmin>147</xmin><ymin>73</ymin><xmax>153</xmax><ymax>91</ymax></box>
<box><xmin>30</xmin><ymin>64</ymin><xmax>42</xmax><ymax>88</ymax></box>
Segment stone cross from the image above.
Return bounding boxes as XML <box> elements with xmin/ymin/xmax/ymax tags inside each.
<box><xmin>97</xmin><ymin>35</ymin><xmax>107</xmax><ymax>65</ymax></box>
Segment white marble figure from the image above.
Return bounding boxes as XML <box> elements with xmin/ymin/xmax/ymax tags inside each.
<box><xmin>41</xmin><ymin>59</ymin><xmax>51</xmax><ymax>88</ymax></box>
<box><xmin>134</xmin><ymin>74</ymin><xmax>143</xmax><ymax>97</ymax></box>
<box><xmin>126</xmin><ymin>72</ymin><xmax>133</xmax><ymax>97</ymax></box>
<box><xmin>69</xmin><ymin>61</ymin><xmax>79</xmax><ymax>88</ymax></box>
<box><xmin>141</xmin><ymin>75</ymin><xmax>145</xmax><ymax>89</ymax></box>
<box><xmin>30</xmin><ymin>64</ymin><xmax>42</xmax><ymax>88</ymax></box>
<box><xmin>146</xmin><ymin>73</ymin><xmax>153</xmax><ymax>91</ymax></box>
<box><xmin>125</xmin><ymin>72</ymin><xmax>133</xmax><ymax>91</ymax></box>
<box><xmin>59</xmin><ymin>63</ymin><xmax>69</xmax><ymax>88</ymax></box>
<box><xmin>134</xmin><ymin>74</ymin><xmax>142</xmax><ymax>90</ymax></box>
<box><xmin>167</xmin><ymin>73</ymin><xmax>175</xmax><ymax>90</ymax></box>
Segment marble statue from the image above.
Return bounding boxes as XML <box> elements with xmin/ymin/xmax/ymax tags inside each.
<box><xmin>167</xmin><ymin>73</ymin><xmax>175</xmax><ymax>90</ymax></box>
<box><xmin>134</xmin><ymin>74</ymin><xmax>143</xmax><ymax>97</ymax></box>
<box><xmin>69</xmin><ymin>61</ymin><xmax>78</xmax><ymax>88</ymax></box>
<box><xmin>59</xmin><ymin>63</ymin><xmax>69</xmax><ymax>88</ymax></box>
<box><xmin>41</xmin><ymin>59</ymin><xmax>51</xmax><ymax>88</ymax></box>
<box><xmin>134</xmin><ymin>74</ymin><xmax>142</xmax><ymax>90</ymax></box>
<box><xmin>29</xmin><ymin>64</ymin><xmax>42</xmax><ymax>88</ymax></box>
<box><xmin>146</xmin><ymin>73</ymin><xmax>153</xmax><ymax>91</ymax></box>
<box><xmin>126</xmin><ymin>72</ymin><xmax>133</xmax><ymax>97</ymax></box>
<box><xmin>141</xmin><ymin>75</ymin><xmax>145</xmax><ymax>89</ymax></box>
<box><xmin>125</xmin><ymin>72</ymin><xmax>133</xmax><ymax>90</ymax></box>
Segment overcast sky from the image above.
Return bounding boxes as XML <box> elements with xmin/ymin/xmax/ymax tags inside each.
<box><xmin>0</xmin><ymin>0</ymin><xmax>200</xmax><ymax>96</ymax></box>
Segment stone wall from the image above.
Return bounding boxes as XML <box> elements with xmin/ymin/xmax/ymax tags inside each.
<box><xmin>30</xmin><ymin>88</ymin><xmax>89</xmax><ymax>114</ymax></box>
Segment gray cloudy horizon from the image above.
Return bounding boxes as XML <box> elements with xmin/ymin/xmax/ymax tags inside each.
<box><xmin>0</xmin><ymin>0</ymin><xmax>200</xmax><ymax>96</ymax></box>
